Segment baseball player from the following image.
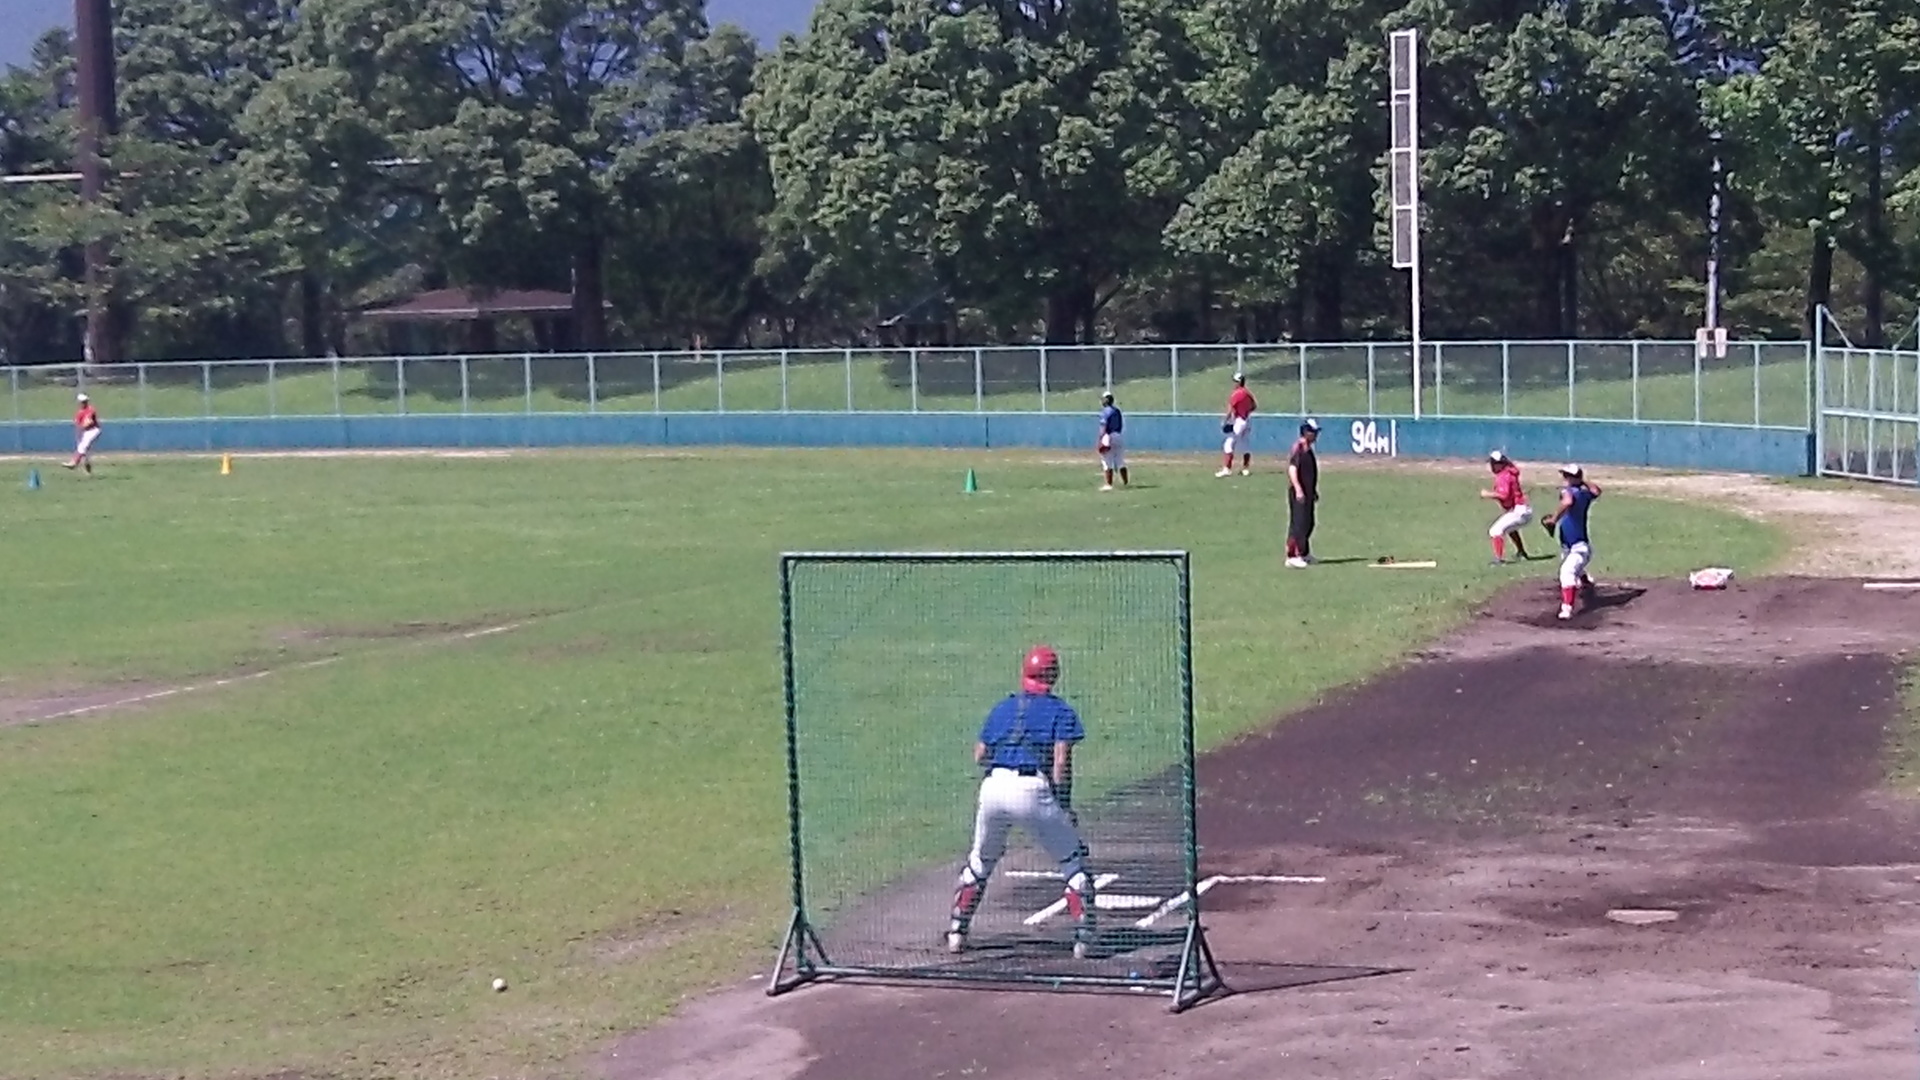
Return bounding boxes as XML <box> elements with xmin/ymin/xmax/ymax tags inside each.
<box><xmin>947</xmin><ymin>645</ymin><xmax>1099</xmax><ymax>959</ymax></box>
<box><xmin>64</xmin><ymin>392</ymin><xmax>101</xmax><ymax>474</ymax></box>
<box><xmin>1480</xmin><ymin>450</ymin><xmax>1535</xmax><ymax>564</ymax></box>
<box><xmin>1284</xmin><ymin>418</ymin><xmax>1321</xmax><ymax>567</ymax></box>
<box><xmin>1540</xmin><ymin>464</ymin><xmax>1601</xmax><ymax>620</ymax></box>
<box><xmin>1096</xmin><ymin>392</ymin><xmax>1128</xmax><ymax>491</ymax></box>
<box><xmin>1216</xmin><ymin>373</ymin><xmax>1257</xmax><ymax>477</ymax></box>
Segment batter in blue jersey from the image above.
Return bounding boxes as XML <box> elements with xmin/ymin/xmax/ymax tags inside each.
<box><xmin>1541</xmin><ymin>463</ymin><xmax>1602</xmax><ymax>620</ymax></box>
<box><xmin>947</xmin><ymin>645</ymin><xmax>1099</xmax><ymax>958</ymax></box>
<box><xmin>1096</xmin><ymin>392</ymin><xmax>1128</xmax><ymax>491</ymax></box>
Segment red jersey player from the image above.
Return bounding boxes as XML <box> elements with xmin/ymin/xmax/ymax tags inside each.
<box><xmin>1217</xmin><ymin>373</ymin><xmax>1257</xmax><ymax>477</ymax></box>
<box><xmin>65</xmin><ymin>392</ymin><xmax>102</xmax><ymax>474</ymax></box>
<box><xmin>1480</xmin><ymin>450</ymin><xmax>1535</xmax><ymax>564</ymax></box>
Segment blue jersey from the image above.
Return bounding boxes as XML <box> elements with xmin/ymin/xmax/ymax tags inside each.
<box><xmin>1099</xmin><ymin>404</ymin><xmax>1123</xmax><ymax>434</ymax></box>
<box><xmin>1557</xmin><ymin>484</ymin><xmax>1598</xmax><ymax>546</ymax></box>
<box><xmin>978</xmin><ymin>692</ymin><xmax>1085</xmax><ymax>773</ymax></box>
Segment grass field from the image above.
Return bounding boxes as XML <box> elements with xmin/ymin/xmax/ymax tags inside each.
<box><xmin>9</xmin><ymin>341</ymin><xmax>1812</xmax><ymax>428</ymax></box>
<box><xmin>0</xmin><ymin>449</ymin><xmax>1783</xmax><ymax>1079</ymax></box>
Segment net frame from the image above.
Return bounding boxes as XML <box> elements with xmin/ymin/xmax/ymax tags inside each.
<box><xmin>766</xmin><ymin>550</ymin><xmax>1223</xmax><ymax>1012</ymax></box>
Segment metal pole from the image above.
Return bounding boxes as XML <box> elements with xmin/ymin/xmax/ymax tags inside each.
<box><xmin>1630</xmin><ymin>342</ymin><xmax>1640</xmax><ymax>422</ymax></box>
<box><xmin>397</xmin><ymin>357</ymin><xmax>408</xmax><ymax>415</ymax></box>
<box><xmin>653</xmin><ymin>351</ymin><xmax>661</xmax><ymax>413</ymax></box>
<box><xmin>1038</xmin><ymin>347</ymin><xmax>1049</xmax><ymax>412</ymax></box>
<box><xmin>460</xmin><ymin>356</ymin><xmax>470</xmax><ymax>413</ymax></box>
<box><xmin>74</xmin><ymin>0</ymin><xmax>118</xmax><ymax>368</ymax></box>
<box><xmin>267</xmin><ymin>359</ymin><xmax>277</xmax><ymax>417</ymax></box>
<box><xmin>844</xmin><ymin>348</ymin><xmax>853</xmax><ymax>411</ymax></box>
<box><xmin>137</xmin><ymin>361</ymin><xmax>146</xmax><ymax>419</ymax></box>
<box><xmin>523</xmin><ymin>354</ymin><xmax>533</xmax><ymax>414</ymax></box>
<box><xmin>1170</xmin><ymin>345</ymin><xmax>1180</xmax><ymax>413</ymax></box>
<box><xmin>780</xmin><ymin>350</ymin><xmax>789</xmax><ymax>412</ymax></box>
<box><xmin>910</xmin><ymin>348</ymin><xmax>919</xmax><ymax>413</ymax></box>
<box><xmin>202</xmin><ymin>361</ymin><xmax>211</xmax><ymax>418</ymax></box>
<box><xmin>1693</xmin><ymin>339</ymin><xmax>1703</xmax><ymax>424</ymax></box>
<box><xmin>1432</xmin><ymin>342</ymin><xmax>1442</xmax><ymax>416</ymax></box>
<box><xmin>331</xmin><ymin>357</ymin><xmax>341</xmax><ymax>415</ymax></box>
<box><xmin>1753</xmin><ymin>342</ymin><xmax>1762</xmax><ymax>427</ymax></box>
<box><xmin>1566</xmin><ymin>341</ymin><xmax>1576</xmax><ymax>419</ymax></box>
<box><xmin>587</xmin><ymin>353</ymin><xmax>598</xmax><ymax>413</ymax></box>
<box><xmin>1707</xmin><ymin>132</ymin><xmax>1723</xmax><ymax>336</ymax></box>
<box><xmin>1366</xmin><ymin>343</ymin><xmax>1376</xmax><ymax>416</ymax></box>
<box><xmin>973</xmin><ymin>348</ymin><xmax>983</xmax><ymax>412</ymax></box>
<box><xmin>1103</xmin><ymin>345</ymin><xmax>1113</xmax><ymax>392</ymax></box>
<box><xmin>1298</xmin><ymin>344</ymin><xmax>1308</xmax><ymax>417</ymax></box>
<box><xmin>714</xmin><ymin>344</ymin><xmax>724</xmax><ymax>412</ymax></box>
<box><xmin>1501</xmin><ymin>341</ymin><xmax>1511</xmax><ymax>417</ymax></box>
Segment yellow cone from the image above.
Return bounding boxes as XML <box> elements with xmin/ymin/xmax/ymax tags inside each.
<box><xmin>220</xmin><ymin>453</ymin><xmax>232</xmax><ymax>476</ymax></box>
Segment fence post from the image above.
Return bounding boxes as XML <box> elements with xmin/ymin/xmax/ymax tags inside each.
<box><xmin>587</xmin><ymin>353</ymin><xmax>598</xmax><ymax>414</ymax></box>
<box><xmin>1501</xmin><ymin>341</ymin><xmax>1512</xmax><ymax>417</ymax></box>
<box><xmin>460</xmin><ymin>356</ymin><xmax>471</xmax><ymax>414</ymax></box>
<box><xmin>780</xmin><ymin>349</ymin><xmax>789</xmax><ymax>413</ymax></box>
<box><xmin>1692</xmin><ymin>338</ymin><xmax>1702</xmax><ymax>424</ymax></box>
<box><xmin>974</xmin><ymin>348</ymin><xmax>984</xmax><ymax>412</ymax></box>
<box><xmin>137</xmin><ymin>362</ymin><xmax>148</xmax><ymax>420</ymax></box>
<box><xmin>844</xmin><ymin>348</ymin><xmax>854</xmax><ymax>411</ymax></box>
<box><xmin>652</xmin><ymin>351</ymin><xmax>662</xmax><ymax>413</ymax></box>
<box><xmin>1752</xmin><ymin>342</ymin><xmax>1762</xmax><ymax>428</ymax></box>
<box><xmin>1433</xmin><ymin>343</ymin><xmax>1444</xmax><ymax>416</ymax></box>
<box><xmin>1566</xmin><ymin>341</ymin><xmax>1576</xmax><ymax>419</ymax></box>
<box><xmin>1867</xmin><ymin>349</ymin><xmax>1879</xmax><ymax>479</ymax></box>
<box><xmin>1299</xmin><ymin>344</ymin><xmax>1308</xmax><ymax>417</ymax></box>
<box><xmin>523</xmin><ymin>354</ymin><xmax>534</xmax><ymax>414</ymax></box>
<box><xmin>1170</xmin><ymin>345</ymin><xmax>1180</xmax><ymax>413</ymax></box>
<box><xmin>266</xmin><ymin>359</ymin><xmax>277</xmax><ymax>417</ymax></box>
<box><xmin>714</xmin><ymin>347</ymin><xmax>724</xmax><ymax>413</ymax></box>
<box><xmin>910</xmin><ymin>348</ymin><xmax>920</xmax><ymax>413</ymax></box>
<box><xmin>202</xmin><ymin>361</ymin><xmax>212</xmax><ymax>418</ymax></box>
<box><xmin>8</xmin><ymin>365</ymin><xmax>17</xmax><ymax>425</ymax></box>
<box><xmin>1630</xmin><ymin>342</ymin><xmax>1640</xmax><ymax>422</ymax></box>
<box><xmin>1039</xmin><ymin>347</ymin><xmax>1049</xmax><ymax>412</ymax></box>
<box><xmin>331</xmin><ymin>357</ymin><xmax>342</xmax><ymax>416</ymax></box>
<box><xmin>1812</xmin><ymin>324</ymin><xmax>1825</xmax><ymax>473</ymax></box>
<box><xmin>1366</xmin><ymin>343</ymin><xmax>1376</xmax><ymax>416</ymax></box>
<box><xmin>399</xmin><ymin>357</ymin><xmax>410</xmax><ymax>415</ymax></box>
<box><xmin>1103</xmin><ymin>345</ymin><xmax>1113</xmax><ymax>391</ymax></box>
<box><xmin>1235</xmin><ymin>342</ymin><xmax>1245</xmax><ymax>379</ymax></box>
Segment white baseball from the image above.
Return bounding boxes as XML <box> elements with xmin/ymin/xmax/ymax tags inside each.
<box><xmin>492</xmin><ymin>977</ymin><xmax>508</xmax><ymax>992</ymax></box>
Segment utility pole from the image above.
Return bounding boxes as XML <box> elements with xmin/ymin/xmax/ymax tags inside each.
<box><xmin>74</xmin><ymin>0</ymin><xmax>118</xmax><ymax>367</ymax></box>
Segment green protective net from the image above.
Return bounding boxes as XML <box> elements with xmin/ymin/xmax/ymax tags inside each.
<box><xmin>776</xmin><ymin>553</ymin><xmax>1208</xmax><ymax>990</ymax></box>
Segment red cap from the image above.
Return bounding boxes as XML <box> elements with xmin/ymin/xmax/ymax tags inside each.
<box><xmin>1022</xmin><ymin>645</ymin><xmax>1059</xmax><ymax>693</ymax></box>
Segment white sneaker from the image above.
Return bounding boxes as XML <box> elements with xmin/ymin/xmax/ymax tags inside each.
<box><xmin>1215</xmin><ymin>468</ymin><xmax>1233</xmax><ymax>478</ymax></box>
<box><xmin>1558</xmin><ymin>604</ymin><xmax>1573</xmax><ymax>620</ymax></box>
<box><xmin>1286</xmin><ymin>557</ymin><xmax>1309</xmax><ymax>568</ymax></box>
<box><xmin>1073</xmin><ymin>940</ymin><xmax>1092</xmax><ymax>960</ymax></box>
<box><xmin>1240</xmin><ymin>468</ymin><xmax>1251</xmax><ymax>476</ymax></box>
<box><xmin>1100</xmin><ymin>484</ymin><xmax>1114</xmax><ymax>492</ymax></box>
<box><xmin>946</xmin><ymin>931</ymin><xmax>966</xmax><ymax>954</ymax></box>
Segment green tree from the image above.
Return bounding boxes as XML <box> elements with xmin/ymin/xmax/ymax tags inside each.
<box><xmin>748</xmin><ymin>0</ymin><xmax>1196</xmax><ymax>343</ymax></box>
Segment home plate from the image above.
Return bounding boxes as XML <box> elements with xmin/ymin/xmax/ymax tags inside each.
<box><xmin>1606</xmin><ymin>908</ymin><xmax>1680</xmax><ymax>926</ymax></box>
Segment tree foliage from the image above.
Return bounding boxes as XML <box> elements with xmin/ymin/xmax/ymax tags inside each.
<box><xmin>0</xmin><ymin>0</ymin><xmax>1915</xmax><ymax>359</ymax></box>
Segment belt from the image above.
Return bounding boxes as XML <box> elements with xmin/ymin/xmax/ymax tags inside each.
<box><xmin>990</xmin><ymin>767</ymin><xmax>1042</xmax><ymax>777</ymax></box>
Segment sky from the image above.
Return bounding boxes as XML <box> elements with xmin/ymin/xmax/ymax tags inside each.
<box><xmin>0</xmin><ymin>0</ymin><xmax>814</xmax><ymax>70</ymax></box>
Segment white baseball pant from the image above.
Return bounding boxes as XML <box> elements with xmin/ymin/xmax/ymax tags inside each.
<box><xmin>1559</xmin><ymin>541</ymin><xmax>1593</xmax><ymax>587</ymax></box>
<box><xmin>967</xmin><ymin>769</ymin><xmax>1088</xmax><ymax>875</ymax></box>
<box><xmin>1489</xmin><ymin>503</ymin><xmax>1533</xmax><ymax>537</ymax></box>
<box><xmin>1223</xmin><ymin>416</ymin><xmax>1251</xmax><ymax>456</ymax></box>
<box><xmin>1099</xmin><ymin>434</ymin><xmax>1124</xmax><ymax>471</ymax></box>
<box><xmin>76</xmin><ymin>427</ymin><xmax>101</xmax><ymax>456</ymax></box>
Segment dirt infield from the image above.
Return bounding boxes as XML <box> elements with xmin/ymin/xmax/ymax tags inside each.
<box><xmin>601</xmin><ymin>575</ymin><xmax>1920</xmax><ymax>1080</ymax></box>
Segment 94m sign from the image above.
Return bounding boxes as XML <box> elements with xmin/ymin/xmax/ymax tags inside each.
<box><xmin>1349</xmin><ymin>418</ymin><xmax>1398</xmax><ymax>456</ymax></box>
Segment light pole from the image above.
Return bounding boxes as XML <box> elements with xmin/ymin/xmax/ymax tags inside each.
<box><xmin>1707</xmin><ymin>130</ymin><xmax>1723</xmax><ymax>335</ymax></box>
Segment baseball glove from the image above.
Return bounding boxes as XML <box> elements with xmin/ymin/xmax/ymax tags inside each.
<box><xmin>1221</xmin><ymin>421</ymin><xmax>1234</xmax><ymax>434</ymax></box>
<box><xmin>1541</xmin><ymin>518</ymin><xmax>1557</xmax><ymax>537</ymax></box>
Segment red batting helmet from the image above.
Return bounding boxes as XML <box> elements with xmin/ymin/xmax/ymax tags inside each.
<box><xmin>1023</xmin><ymin>645</ymin><xmax>1060</xmax><ymax>686</ymax></box>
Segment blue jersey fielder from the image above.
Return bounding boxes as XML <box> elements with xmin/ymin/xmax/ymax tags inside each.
<box><xmin>978</xmin><ymin>691</ymin><xmax>1086</xmax><ymax>774</ymax></box>
<box><xmin>1555</xmin><ymin>482</ymin><xmax>1598</xmax><ymax>547</ymax></box>
<box><xmin>1098</xmin><ymin>402</ymin><xmax>1123</xmax><ymax>435</ymax></box>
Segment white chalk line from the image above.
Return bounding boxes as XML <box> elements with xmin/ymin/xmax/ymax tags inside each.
<box><xmin>17</xmin><ymin>621</ymin><xmax>527</xmax><ymax>726</ymax></box>
<box><xmin>1022</xmin><ymin>873</ymin><xmax>1120</xmax><ymax>926</ymax></box>
<box><xmin>1016</xmin><ymin>871</ymin><xmax>1326</xmax><ymax>927</ymax></box>
<box><xmin>1863</xmin><ymin>581</ymin><xmax>1920</xmax><ymax>590</ymax></box>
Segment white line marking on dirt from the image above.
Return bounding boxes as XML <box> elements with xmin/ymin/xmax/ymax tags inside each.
<box><xmin>1134</xmin><ymin>874</ymin><xmax>1326</xmax><ymax>928</ymax></box>
<box><xmin>1022</xmin><ymin>873</ymin><xmax>1120</xmax><ymax>926</ymax></box>
<box><xmin>462</xmin><ymin>622</ymin><xmax>523</xmax><ymax>638</ymax></box>
<box><xmin>1006</xmin><ymin>870</ymin><xmax>1063</xmax><ymax>880</ymax></box>
<box><xmin>1863</xmin><ymin>581</ymin><xmax>1920</xmax><ymax>590</ymax></box>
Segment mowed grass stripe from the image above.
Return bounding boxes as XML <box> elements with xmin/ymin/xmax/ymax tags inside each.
<box><xmin>0</xmin><ymin>449</ymin><xmax>1783</xmax><ymax>1078</ymax></box>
